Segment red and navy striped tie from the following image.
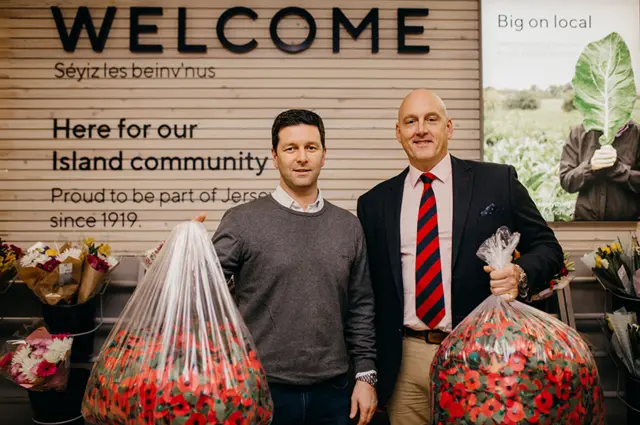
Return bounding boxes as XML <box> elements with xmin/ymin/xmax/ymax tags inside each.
<box><xmin>415</xmin><ymin>172</ymin><xmax>445</xmax><ymax>328</ymax></box>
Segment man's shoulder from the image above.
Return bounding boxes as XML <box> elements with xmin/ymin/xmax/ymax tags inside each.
<box><xmin>454</xmin><ymin>157</ymin><xmax>513</xmax><ymax>178</ymax></box>
<box><xmin>358</xmin><ymin>168</ymin><xmax>408</xmax><ymax>205</ymax></box>
<box><xmin>221</xmin><ymin>195</ymin><xmax>273</xmax><ymax>221</ymax></box>
<box><xmin>322</xmin><ymin>201</ymin><xmax>361</xmax><ymax>226</ymax></box>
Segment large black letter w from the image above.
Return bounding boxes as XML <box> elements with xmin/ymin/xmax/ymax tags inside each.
<box><xmin>51</xmin><ymin>6</ymin><xmax>116</xmax><ymax>52</ymax></box>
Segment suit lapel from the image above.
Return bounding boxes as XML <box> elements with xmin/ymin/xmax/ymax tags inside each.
<box><xmin>385</xmin><ymin>168</ymin><xmax>408</xmax><ymax>302</ymax></box>
<box><xmin>451</xmin><ymin>156</ymin><xmax>474</xmax><ymax>270</ymax></box>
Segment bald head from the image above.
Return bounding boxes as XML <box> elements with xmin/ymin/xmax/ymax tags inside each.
<box><xmin>395</xmin><ymin>88</ymin><xmax>453</xmax><ymax>172</ymax></box>
<box><xmin>398</xmin><ymin>89</ymin><xmax>449</xmax><ymax>122</ymax></box>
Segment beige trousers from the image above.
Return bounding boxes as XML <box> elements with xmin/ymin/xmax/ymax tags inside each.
<box><xmin>387</xmin><ymin>336</ymin><xmax>440</xmax><ymax>425</ymax></box>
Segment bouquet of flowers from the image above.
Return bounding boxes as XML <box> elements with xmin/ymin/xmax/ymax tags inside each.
<box><xmin>529</xmin><ymin>251</ymin><xmax>576</xmax><ymax>302</ymax></box>
<box><xmin>604</xmin><ymin>308</ymin><xmax>640</xmax><ymax>378</ymax></box>
<box><xmin>82</xmin><ymin>221</ymin><xmax>273</xmax><ymax>425</ymax></box>
<box><xmin>0</xmin><ymin>238</ymin><xmax>22</xmax><ymax>288</ymax></box>
<box><xmin>17</xmin><ymin>242</ymin><xmax>84</xmax><ymax>305</ymax></box>
<box><xmin>0</xmin><ymin>326</ymin><xmax>73</xmax><ymax>391</ymax></box>
<box><xmin>77</xmin><ymin>238</ymin><xmax>118</xmax><ymax>304</ymax></box>
<box><xmin>430</xmin><ymin>227</ymin><xmax>605</xmax><ymax>424</ymax></box>
<box><xmin>582</xmin><ymin>232</ymin><xmax>640</xmax><ymax>297</ymax></box>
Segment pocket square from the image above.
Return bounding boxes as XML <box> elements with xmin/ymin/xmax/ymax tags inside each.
<box><xmin>480</xmin><ymin>203</ymin><xmax>498</xmax><ymax>216</ymax></box>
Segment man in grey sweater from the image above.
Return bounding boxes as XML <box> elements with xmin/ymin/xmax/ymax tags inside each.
<box><xmin>196</xmin><ymin>109</ymin><xmax>377</xmax><ymax>425</ymax></box>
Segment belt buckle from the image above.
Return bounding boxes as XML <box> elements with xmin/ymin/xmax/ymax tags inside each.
<box><xmin>426</xmin><ymin>331</ymin><xmax>446</xmax><ymax>344</ymax></box>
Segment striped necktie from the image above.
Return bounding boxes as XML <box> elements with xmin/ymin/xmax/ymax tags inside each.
<box><xmin>415</xmin><ymin>172</ymin><xmax>445</xmax><ymax>328</ymax></box>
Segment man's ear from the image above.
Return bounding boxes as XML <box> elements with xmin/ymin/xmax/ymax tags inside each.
<box><xmin>271</xmin><ymin>148</ymin><xmax>278</xmax><ymax>169</ymax></box>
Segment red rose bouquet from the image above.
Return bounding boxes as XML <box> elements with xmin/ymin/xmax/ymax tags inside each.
<box><xmin>431</xmin><ymin>226</ymin><xmax>605</xmax><ymax>424</ymax></box>
<box><xmin>82</xmin><ymin>221</ymin><xmax>273</xmax><ymax>425</ymax></box>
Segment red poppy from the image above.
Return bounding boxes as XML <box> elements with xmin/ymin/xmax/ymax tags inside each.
<box><xmin>505</xmin><ymin>400</ymin><xmax>525</xmax><ymax>423</ymax></box>
<box><xmin>508</xmin><ymin>353</ymin><xmax>527</xmax><ymax>372</ymax></box>
<box><xmin>185</xmin><ymin>412</ymin><xmax>207</xmax><ymax>425</ymax></box>
<box><xmin>170</xmin><ymin>394</ymin><xmax>192</xmax><ymax>417</ymax></box>
<box><xmin>556</xmin><ymin>382</ymin><xmax>571</xmax><ymax>401</ymax></box>
<box><xmin>534</xmin><ymin>390</ymin><xmax>553</xmax><ymax>414</ymax></box>
<box><xmin>480</xmin><ymin>398</ymin><xmax>503</xmax><ymax>418</ymax></box>
<box><xmin>448</xmin><ymin>402</ymin><xmax>464</xmax><ymax>419</ymax></box>
<box><xmin>464</xmin><ymin>370</ymin><xmax>481</xmax><ymax>390</ymax></box>
<box><xmin>498</xmin><ymin>376</ymin><xmax>518</xmax><ymax>398</ymax></box>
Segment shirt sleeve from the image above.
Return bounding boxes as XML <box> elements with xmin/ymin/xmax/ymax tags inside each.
<box><xmin>559</xmin><ymin>127</ymin><xmax>596</xmax><ymax>193</ymax></box>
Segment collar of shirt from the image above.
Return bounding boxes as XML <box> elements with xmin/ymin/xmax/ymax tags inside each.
<box><xmin>272</xmin><ymin>184</ymin><xmax>324</xmax><ymax>213</ymax></box>
<box><xmin>407</xmin><ymin>152</ymin><xmax>453</xmax><ymax>188</ymax></box>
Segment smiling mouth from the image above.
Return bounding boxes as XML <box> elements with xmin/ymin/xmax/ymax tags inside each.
<box><xmin>295</xmin><ymin>169</ymin><xmax>311</xmax><ymax>173</ymax></box>
<box><xmin>413</xmin><ymin>140</ymin><xmax>433</xmax><ymax>145</ymax></box>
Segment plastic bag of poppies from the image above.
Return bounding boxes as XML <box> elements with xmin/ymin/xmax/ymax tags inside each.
<box><xmin>430</xmin><ymin>226</ymin><xmax>605</xmax><ymax>425</ymax></box>
<box><xmin>81</xmin><ymin>221</ymin><xmax>273</xmax><ymax>425</ymax></box>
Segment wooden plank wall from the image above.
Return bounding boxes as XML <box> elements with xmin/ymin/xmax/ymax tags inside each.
<box><xmin>0</xmin><ymin>0</ymin><xmax>636</xmax><ymax>260</ymax></box>
<box><xmin>0</xmin><ymin>0</ymin><xmax>481</xmax><ymax>254</ymax></box>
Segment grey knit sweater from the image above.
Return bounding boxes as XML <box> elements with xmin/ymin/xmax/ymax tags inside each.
<box><xmin>212</xmin><ymin>195</ymin><xmax>376</xmax><ymax>385</ymax></box>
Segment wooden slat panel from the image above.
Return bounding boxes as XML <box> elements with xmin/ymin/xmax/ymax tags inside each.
<box><xmin>0</xmin><ymin>108</ymin><xmax>482</xmax><ymax>119</ymax></box>
<box><xmin>0</xmin><ymin>117</ymin><xmax>480</xmax><ymax>128</ymax></box>
<box><xmin>0</xmin><ymin>0</ymin><xmax>483</xmax><ymax>254</ymax></box>
<box><xmin>0</xmin><ymin>1</ymin><xmax>479</xmax><ymax>10</ymax></box>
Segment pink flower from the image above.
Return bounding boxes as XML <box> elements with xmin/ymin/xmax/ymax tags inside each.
<box><xmin>52</xmin><ymin>333</ymin><xmax>71</xmax><ymax>340</ymax></box>
<box><xmin>15</xmin><ymin>373</ymin><xmax>33</xmax><ymax>385</ymax></box>
<box><xmin>40</xmin><ymin>258</ymin><xmax>60</xmax><ymax>272</ymax></box>
<box><xmin>87</xmin><ymin>255</ymin><xmax>109</xmax><ymax>273</ymax></box>
<box><xmin>10</xmin><ymin>363</ymin><xmax>21</xmax><ymax>377</ymax></box>
<box><xmin>0</xmin><ymin>352</ymin><xmax>12</xmax><ymax>368</ymax></box>
<box><xmin>36</xmin><ymin>360</ymin><xmax>57</xmax><ymax>378</ymax></box>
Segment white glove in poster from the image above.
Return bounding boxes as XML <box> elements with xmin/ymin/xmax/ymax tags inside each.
<box><xmin>482</xmin><ymin>0</ymin><xmax>640</xmax><ymax>222</ymax></box>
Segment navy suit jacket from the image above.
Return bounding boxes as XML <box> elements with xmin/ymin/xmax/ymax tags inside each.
<box><xmin>356</xmin><ymin>155</ymin><xmax>563</xmax><ymax>408</ymax></box>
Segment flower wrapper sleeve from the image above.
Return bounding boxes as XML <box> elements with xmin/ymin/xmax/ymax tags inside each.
<box><xmin>82</xmin><ymin>221</ymin><xmax>273</xmax><ymax>425</ymax></box>
<box><xmin>16</xmin><ymin>266</ymin><xmax>78</xmax><ymax>306</ymax></box>
<box><xmin>430</xmin><ymin>226</ymin><xmax>605</xmax><ymax>425</ymax></box>
<box><xmin>77</xmin><ymin>257</ymin><xmax>118</xmax><ymax>304</ymax></box>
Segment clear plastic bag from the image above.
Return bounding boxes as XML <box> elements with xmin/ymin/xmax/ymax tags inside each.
<box><xmin>430</xmin><ymin>226</ymin><xmax>605</xmax><ymax>424</ymax></box>
<box><xmin>82</xmin><ymin>221</ymin><xmax>273</xmax><ymax>425</ymax></box>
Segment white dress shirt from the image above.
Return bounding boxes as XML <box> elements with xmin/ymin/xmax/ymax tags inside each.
<box><xmin>271</xmin><ymin>184</ymin><xmax>324</xmax><ymax>212</ymax></box>
<box><xmin>400</xmin><ymin>153</ymin><xmax>453</xmax><ymax>332</ymax></box>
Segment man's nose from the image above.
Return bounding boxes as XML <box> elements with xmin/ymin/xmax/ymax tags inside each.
<box><xmin>296</xmin><ymin>148</ymin><xmax>308</xmax><ymax>162</ymax></box>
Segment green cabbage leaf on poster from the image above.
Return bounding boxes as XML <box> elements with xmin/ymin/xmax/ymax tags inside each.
<box><xmin>572</xmin><ymin>32</ymin><xmax>637</xmax><ymax>145</ymax></box>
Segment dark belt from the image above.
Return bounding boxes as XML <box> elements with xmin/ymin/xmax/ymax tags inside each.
<box><xmin>403</xmin><ymin>327</ymin><xmax>449</xmax><ymax>344</ymax></box>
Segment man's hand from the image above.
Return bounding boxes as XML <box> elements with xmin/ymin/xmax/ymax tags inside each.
<box><xmin>350</xmin><ymin>380</ymin><xmax>377</xmax><ymax>425</ymax></box>
<box><xmin>483</xmin><ymin>264</ymin><xmax>520</xmax><ymax>302</ymax></box>
<box><xmin>590</xmin><ymin>145</ymin><xmax>617</xmax><ymax>171</ymax></box>
<box><xmin>193</xmin><ymin>212</ymin><xmax>206</xmax><ymax>222</ymax></box>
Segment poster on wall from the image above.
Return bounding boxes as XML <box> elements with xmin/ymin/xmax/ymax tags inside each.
<box><xmin>481</xmin><ymin>0</ymin><xmax>640</xmax><ymax>222</ymax></box>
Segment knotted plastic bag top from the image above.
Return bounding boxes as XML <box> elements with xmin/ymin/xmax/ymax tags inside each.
<box><xmin>82</xmin><ymin>221</ymin><xmax>273</xmax><ymax>425</ymax></box>
<box><xmin>430</xmin><ymin>226</ymin><xmax>604</xmax><ymax>424</ymax></box>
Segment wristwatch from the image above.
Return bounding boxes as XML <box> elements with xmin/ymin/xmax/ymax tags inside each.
<box><xmin>356</xmin><ymin>371</ymin><xmax>378</xmax><ymax>387</ymax></box>
<box><xmin>514</xmin><ymin>264</ymin><xmax>529</xmax><ymax>299</ymax></box>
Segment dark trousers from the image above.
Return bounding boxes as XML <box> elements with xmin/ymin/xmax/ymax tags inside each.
<box><xmin>269</xmin><ymin>374</ymin><xmax>351</xmax><ymax>425</ymax></box>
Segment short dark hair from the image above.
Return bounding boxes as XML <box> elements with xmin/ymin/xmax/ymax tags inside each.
<box><xmin>271</xmin><ymin>109</ymin><xmax>325</xmax><ymax>151</ymax></box>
